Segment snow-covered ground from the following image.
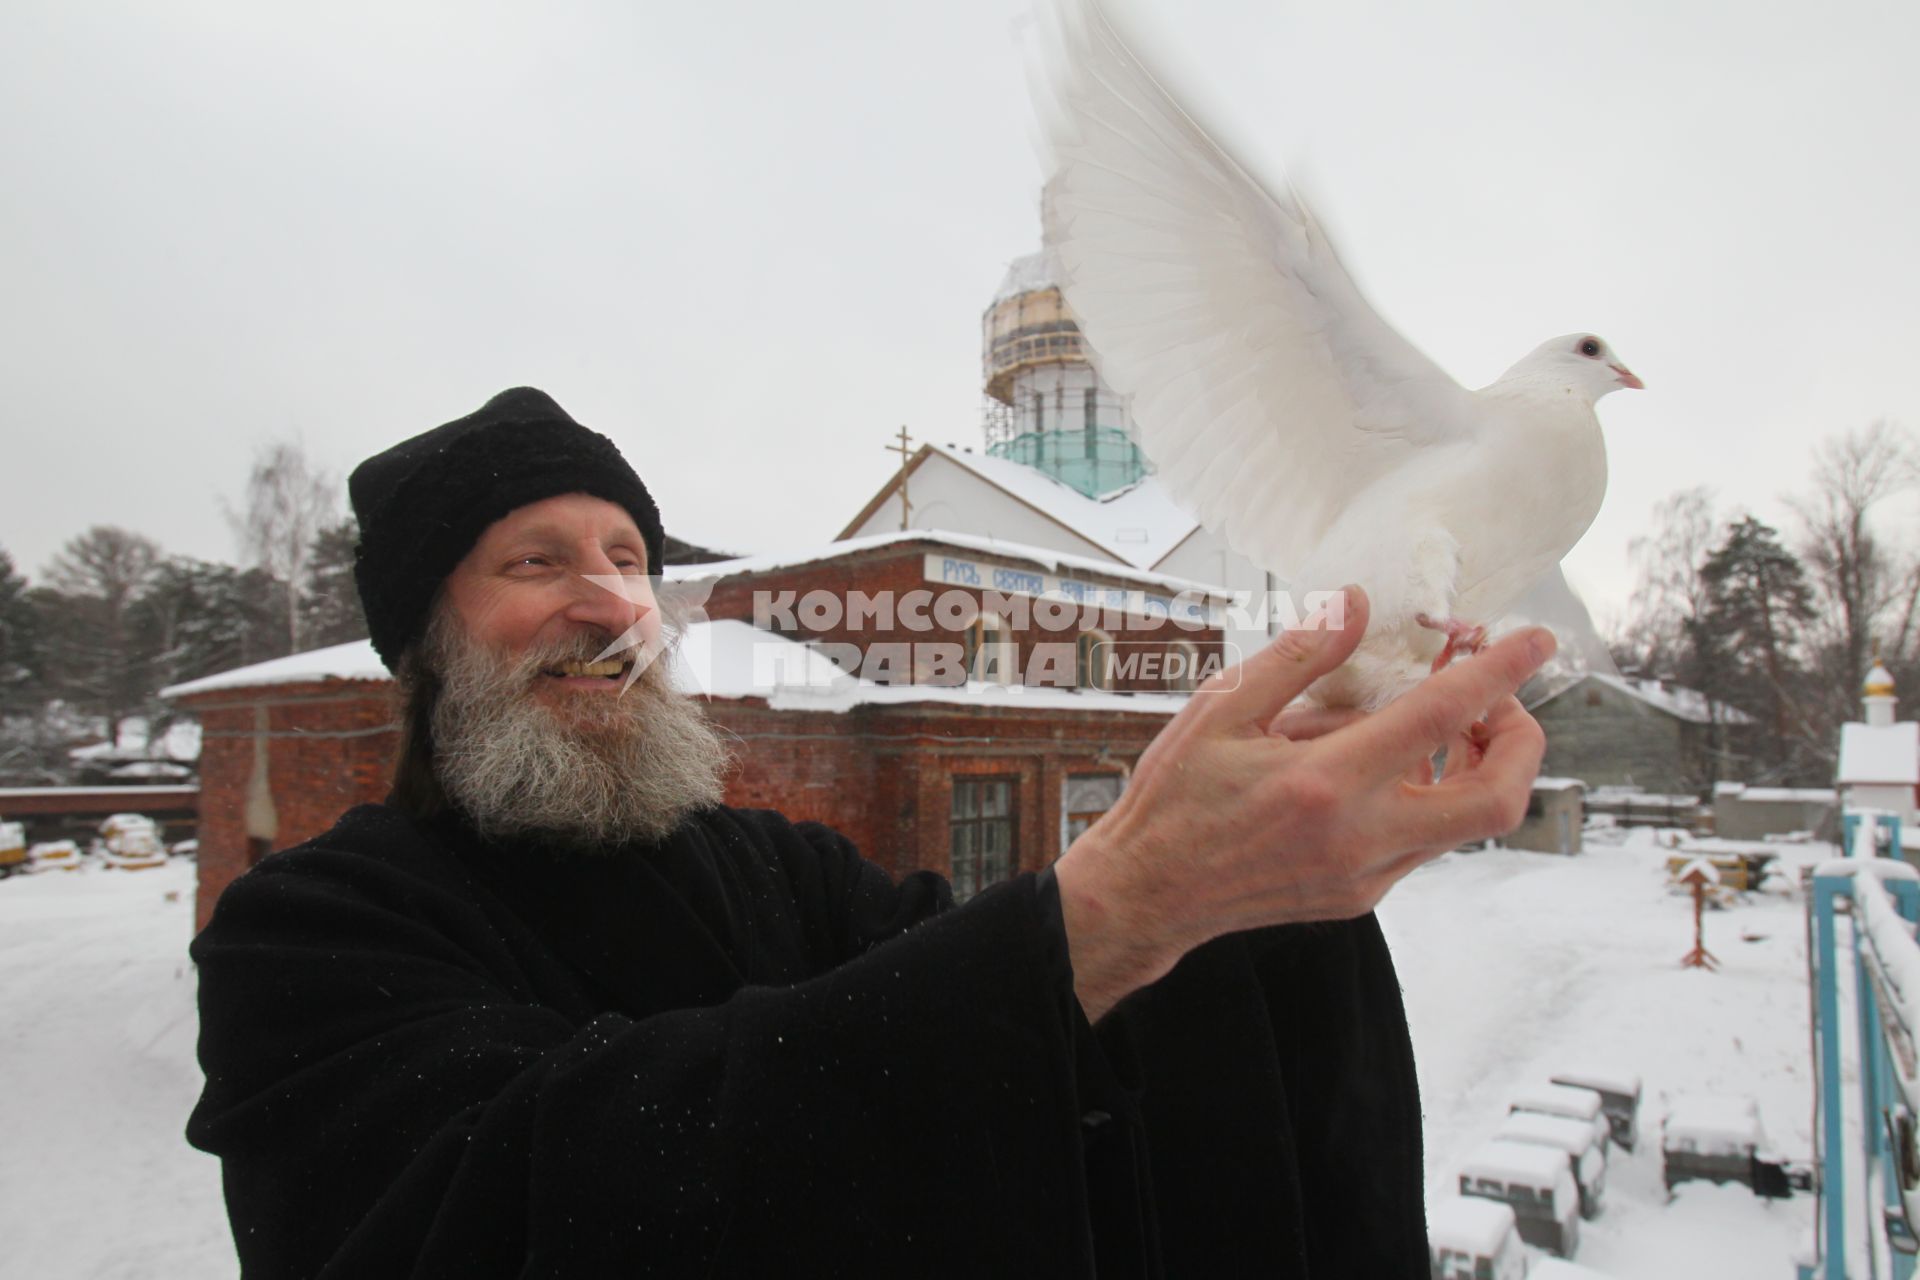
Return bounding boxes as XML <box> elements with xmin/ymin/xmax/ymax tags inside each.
<box><xmin>1383</xmin><ymin>823</ymin><xmax>1822</xmax><ymax>1278</ymax></box>
<box><xmin>0</xmin><ymin>859</ymin><xmax>234</xmax><ymax>1277</ymax></box>
<box><xmin>0</xmin><ymin>826</ymin><xmax>1827</xmax><ymax>1278</ymax></box>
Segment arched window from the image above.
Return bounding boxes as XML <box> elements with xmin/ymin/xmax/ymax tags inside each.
<box><xmin>964</xmin><ymin>612</ymin><xmax>1015</xmax><ymax>685</ymax></box>
<box><xmin>1076</xmin><ymin>629</ymin><xmax>1113</xmax><ymax>691</ymax></box>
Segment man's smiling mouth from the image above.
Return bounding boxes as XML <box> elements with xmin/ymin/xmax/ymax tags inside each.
<box><xmin>542</xmin><ymin>658</ymin><xmax>632</xmax><ymax>680</ymax></box>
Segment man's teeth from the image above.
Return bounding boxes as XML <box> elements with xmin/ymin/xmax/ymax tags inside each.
<box><xmin>550</xmin><ymin>659</ymin><xmax>626</xmax><ymax>678</ymax></box>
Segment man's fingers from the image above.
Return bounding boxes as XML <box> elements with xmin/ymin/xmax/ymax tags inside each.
<box><xmin>1341</xmin><ymin>626</ymin><xmax>1554</xmax><ymax>774</ymax></box>
<box><xmin>1395</xmin><ymin>695</ymin><xmax>1546</xmax><ymax>846</ymax></box>
<box><xmin>1268</xmin><ymin>705</ymin><xmax>1364</xmax><ymax>742</ymax></box>
<box><xmin>1198</xmin><ymin>585</ymin><xmax>1369</xmax><ymax>732</ymax></box>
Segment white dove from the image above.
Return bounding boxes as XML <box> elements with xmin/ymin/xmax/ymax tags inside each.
<box><xmin>1031</xmin><ymin>0</ymin><xmax>1640</xmax><ymax>709</ymax></box>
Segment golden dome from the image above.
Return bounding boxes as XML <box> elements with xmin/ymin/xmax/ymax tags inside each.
<box><xmin>1865</xmin><ymin>662</ymin><xmax>1897</xmax><ymax>698</ymax></box>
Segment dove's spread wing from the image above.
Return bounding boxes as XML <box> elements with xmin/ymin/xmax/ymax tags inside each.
<box><xmin>1034</xmin><ymin>0</ymin><xmax>1483</xmax><ymax>578</ymax></box>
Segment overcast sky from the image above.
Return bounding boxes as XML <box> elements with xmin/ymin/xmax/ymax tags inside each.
<box><xmin>4</xmin><ymin>0</ymin><xmax>1916</xmax><ymax>630</ymax></box>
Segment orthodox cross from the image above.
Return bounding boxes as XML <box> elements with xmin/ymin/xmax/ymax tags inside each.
<box><xmin>886</xmin><ymin>425</ymin><xmax>916</xmax><ymax>531</ymax></box>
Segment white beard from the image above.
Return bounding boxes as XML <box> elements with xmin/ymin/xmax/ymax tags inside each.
<box><xmin>424</xmin><ymin>610</ymin><xmax>732</xmax><ymax>851</ymax></box>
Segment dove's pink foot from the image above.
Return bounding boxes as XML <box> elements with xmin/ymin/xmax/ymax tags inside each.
<box><xmin>1415</xmin><ymin>613</ymin><xmax>1488</xmax><ymax>674</ymax></box>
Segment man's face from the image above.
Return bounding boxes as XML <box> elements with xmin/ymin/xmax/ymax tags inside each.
<box><xmin>442</xmin><ymin>492</ymin><xmax>663</xmax><ymax>709</ymax></box>
<box><xmin>424</xmin><ymin>491</ymin><xmax>728</xmax><ymax>849</ymax></box>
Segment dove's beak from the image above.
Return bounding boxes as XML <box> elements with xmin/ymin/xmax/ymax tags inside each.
<box><xmin>1610</xmin><ymin>364</ymin><xmax>1644</xmax><ymax>390</ymax></box>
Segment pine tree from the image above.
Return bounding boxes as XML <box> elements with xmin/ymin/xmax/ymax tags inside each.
<box><xmin>0</xmin><ymin>546</ymin><xmax>40</xmax><ymax>718</ymax></box>
<box><xmin>1700</xmin><ymin>517</ymin><xmax>1817</xmax><ymax>780</ymax></box>
<box><xmin>137</xmin><ymin>557</ymin><xmax>286</xmax><ymax>690</ymax></box>
<box><xmin>299</xmin><ymin>517</ymin><xmax>367</xmax><ymax>648</ymax></box>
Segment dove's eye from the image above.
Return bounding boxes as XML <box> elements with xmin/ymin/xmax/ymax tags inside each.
<box><xmin>1577</xmin><ymin>338</ymin><xmax>1601</xmax><ymax>358</ymax></box>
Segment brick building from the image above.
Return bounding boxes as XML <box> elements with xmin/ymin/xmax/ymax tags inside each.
<box><xmin>167</xmin><ymin>533</ymin><xmax>1231</xmax><ymax>930</ymax></box>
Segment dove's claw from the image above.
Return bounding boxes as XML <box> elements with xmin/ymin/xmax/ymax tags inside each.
<box><xmin>1415</xmin><ymin>613</ymin><xmax>1490</xmax><ymax>673</ymax></box>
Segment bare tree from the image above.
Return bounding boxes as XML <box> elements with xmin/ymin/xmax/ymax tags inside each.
<box><xmin>1620</xmin><ymin>486</ymin><xmax>1718</xmax><ymax>677</ymax></box>
<box><xmin>1787</xmin><ymin>421</ymin><xmax>1918</xmax><ymax>730</ymax></box>
<box><xmin>40</xmin><ymin>525</ymin><xmax>162</xmax><ymax>741</ymax></box>
<box><xmin>227</xmin><ymin>439</ymin><xmax>339</xmax><ymax>653</ymax></box>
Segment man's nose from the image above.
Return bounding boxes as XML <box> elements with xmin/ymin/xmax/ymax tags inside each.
<box><xmin>565</xmin><ymin>552</ymin><xmax>645</xmax><ymax>634</ymax></box>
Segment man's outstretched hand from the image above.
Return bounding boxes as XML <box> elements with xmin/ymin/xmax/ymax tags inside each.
<box><xmin>1053</xmin><ymin>585</ymin><xmax>1553</xmax><ymax>1022</ymax></box>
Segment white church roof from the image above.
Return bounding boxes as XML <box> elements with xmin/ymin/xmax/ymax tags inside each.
<box><xmin>840</xmin><ymin>443</ymin><xmax>1201</xmax><ymax>571</ymax></box>
<box><xmin>1838</xmin><ymin>720</ymin><xmax>1920</xmax><ymax>785</ymax></box>
<box><xmin>667</xmin><ymin>527</ymin><xmax>1231</xmax><ymax>599</ymax></box>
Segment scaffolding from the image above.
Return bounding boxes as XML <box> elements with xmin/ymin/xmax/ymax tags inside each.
<box><xmin>979</xmin><ymin>252</ymin><xmax>1148</xmax><ymax>495</ymax></box>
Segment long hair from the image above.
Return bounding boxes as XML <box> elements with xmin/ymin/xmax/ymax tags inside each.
<box><xmin>388</xmin><ymin>640</ymin><xmax>450</xmax><ymax>819</ymax></box>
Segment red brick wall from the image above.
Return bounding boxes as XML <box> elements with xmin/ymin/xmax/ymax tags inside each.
<box><xmin>183</xmin><ymin>680</ymin><xmax>398</xmax><ymax>931</ymax></box>
<box><xmin>702</xmin><ymin>541</ymin><xmax>1223</xmax><ymax>694</ymax></box>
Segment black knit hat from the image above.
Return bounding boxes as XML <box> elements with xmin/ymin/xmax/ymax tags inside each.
<box><xmin>349</xmin><ymin>387</ymin><xmax>665</xmax><ymax>671</ymax></box>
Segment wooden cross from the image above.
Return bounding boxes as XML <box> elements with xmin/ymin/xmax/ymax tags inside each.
<box><xmin>886</xmin><ymin>425</ymin><xmax>916</xmax><ymax>531</ymax></box>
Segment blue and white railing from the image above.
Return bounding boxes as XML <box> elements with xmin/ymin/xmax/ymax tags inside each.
<box><xmin>1808</xmin><ymin>811</ymin><xmax>1918</xmax><ymax>1279</ymax></box>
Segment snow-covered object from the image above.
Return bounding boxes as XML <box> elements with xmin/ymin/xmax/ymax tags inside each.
<box><xmin>161</xmin><ymin>639</ymin><xmax>388</xmax><ymax>700</ymax></box>
<box><xmin>671</xmin><ymin>620</ymin><xmax>1192</xmax><ymax>718</ymax></box>
<box><xmin>27</xmin><ymin>840</ymin><xmax>80</xmax><ymax>872</ymax></box>
<box><xmin>98</xmin><ymin>814</ymin><xmax>166</xmax><ymax>870</ymax></box>
<box><xmin>1031</xmin><ymin>0</ymin><xmax>1636</xmax><ymax>707</ymax></box>
<box><xmin>667</xmin><ymin>527</ymin><xmax>1232</xmax><ymax>601</ymax></box>
<box><xmin>1551</xmin><ymin>1065</ymin><xmax>1642</xmax><ymax>1150</ymax></box>
<box><xmin>1588</xmin><ymin>674</ymin><xmax>1754</xmax><ymax>725</ymax></box>
<box><xmin>1427</xmin><ymin>1196</ymin><xmax>1524</xmax><ymax>1280</ymax></box>
<box><xmin>1551</xmin><ymin>1065</ymin><xmax>1643</xmax><ymax>1100</ymax></box>
<box><xmin>1674</xmin><ymin>858</ymin><xmax>1721</xmax><ymax>886</ymax></box>
<box><xmin>1510</xmin><ymin>1082</ymin><xmax>1611</xmax><ymax>1151</ymax></box>
<box><xmin>1533</xmin><ymin>776</ymin><xmax>1585</xmax><ymax>793</ymax></box>
<box><xmin>1496</xmin><ymin>1111</ymin><xmax>1606</xmax><ymax>1216</ymax></box>
<box><xmin>1838</xmin><ymin>720</ymin><xmax>1920</xmax><ymax>784</ymax></box>
<box><xmin>0</xmin><ymin>821</ymin><xmax>24</xmax><ymax>876</ymax></box>
<box><xmin>1662</xmin><ymin>1095</ymin><xmax>1765</xmax><ymax>1158</ymax></box>
<box><xmin>1511</xmin><ymin>1082</ymin><xmax>1605</xmax><ymax>1123</ymax></box>
<box><xmin>1855</xmin><ymin>868</ymin><xmax>1920</xmax><ymax>1068</ymax></box>
<box><xmin>1459</xmin><ymin>1139</ymin><xmax>1580</xmax><ymax>1220</ymax></box>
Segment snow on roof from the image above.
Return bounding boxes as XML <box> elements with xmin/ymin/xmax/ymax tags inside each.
<box><xmin>1551</xmin><ymin>1066</ymin><xmax>1642</xmax><ymax>1099</ymax></box>
<box><xmin>1838</xmin><ymin>720</ymin><xmax>1920</xmax><ymax>784</ymax></box>
<box><xmin>666</xmin><ymin>527</ymin><xmax>1230</xmax><ymax>600</ymax></box>
<box><xmin>919</xmin><ymin>445</ymin><xmax>1200</xmax><ymax>569</ymax></box>
<box><xmin>162</xmin><ymin>640</ymin><xmax>388</xmax><ymax>700</ymax></box>
<box><xmin>155</xmin><ymin>621</ymin><xmax>1191</xmax><ymax>719</ymax></box>
<box><xmin>1509</xmin><ymin>1082</ymin><xmax>1604</xmax><ymax>1121</ymax></box>
<box><xmin>1425</xmin><ymin>1196</ymin><xmax>1517</xmax><ymax>1255</ymax></box>
<box><xmin>1584</xmin><ymin>673</ymin><xmax>1755</xmax><ymax>725</ymax></box>
<box><xmin>1459</xmin><ymin>1139</ymin><xmax>1579</xmax><ymax>1189</ymax></box>
<box><xmin>991</xmin><ymin>250</ymin><xmax>1054</xmax><ymax>303</ymax></box>
<box><xmin>68</xmin><ymin>717</ymin><xmax>202</xmax><ymax>763</ymax></box>
<box><xmin>1533</xmin><ymin>776</ymin><xmax>1584</xmax><ymax>792</ymax></box>
<box><xmin>1497</xmin><ymin>1110</ymin><xmax>1599</xmax><ymax>1154</ymax></box>
<box><xmin>674</xmin><ymin>620</ymin><xmax>1190</xmax><ymax>717</ymax></box>
<box><xmin>1663</xmin><ymin>1095</ymin><xmax>1764</xmax><ymax>1153</ymax></box>
<box><xmin>1714</xmin><ymin>782</ymin><xmax>1837</xmax><ymax>803</ymax></box>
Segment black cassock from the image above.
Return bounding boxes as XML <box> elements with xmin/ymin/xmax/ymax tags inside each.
<box><xmin>187</xmin><ymin>803</ymin><xmax>1428</xmax><ymax>1277</ymax></box>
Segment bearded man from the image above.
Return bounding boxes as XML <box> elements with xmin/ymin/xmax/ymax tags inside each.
<box><xmin>187</xmin><ymin>388</ymin><xmax>1554</xmax><ymax>1278</ymax></box>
